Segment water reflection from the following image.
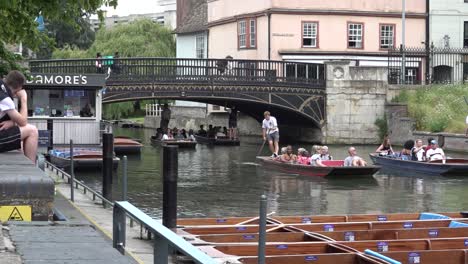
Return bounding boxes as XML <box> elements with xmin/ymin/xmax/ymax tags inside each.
<box><xmin>74</xmin><ymin>127</ymin><xmax>468</xmax><ymax>219</ymax></box>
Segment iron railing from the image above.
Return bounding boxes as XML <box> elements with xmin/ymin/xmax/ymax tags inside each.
<box><xmin>29</xmin><ymin>57</ymin><xmax>326</xmax><ymax>89</ymax></box>
<box><xmin>388</xmin><ymin>46</ymin><xmax>468</xmax><ymax>85</ymax></box>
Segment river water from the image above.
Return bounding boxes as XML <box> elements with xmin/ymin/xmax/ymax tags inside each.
<box><xmin>75</xmin><ymin>127</ymin><xmax>468</xmax><ymax>219</ymax></box>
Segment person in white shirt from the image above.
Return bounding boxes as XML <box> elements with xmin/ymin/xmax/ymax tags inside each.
<box><xmin>425</xmin><ymin>140</ymin><xmax>445</xmax><ymax>162</ymax></box>
<box><xmin>411</xmin><ymin>139</ymin><xmax>426</xmax><ymax>161</ymax></box>
<box><xmin>262</xmin><ymin>111</ymin><xmax>279</xmax><ymax>158</ymax></box>
<box><xmin>344</xmin><ymin>147</ymin><xmax>367</xmax><ymax>167</ymax></box>
<box><xmin>0</xmin><ymin>71</ymin><xmax>38</xmax><ymax>163</ymax></box>
<box><xmin>310</xmin><ymin>145</ymin><xmax>326</xmax><ymax>167</ymax></box>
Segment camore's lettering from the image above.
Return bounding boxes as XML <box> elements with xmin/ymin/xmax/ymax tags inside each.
<box><xmin>27</xmin><ymin>74</ymin><xmax>100</xmax><ymax>86</ymax></box>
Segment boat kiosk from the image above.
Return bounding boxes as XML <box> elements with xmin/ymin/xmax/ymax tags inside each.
<box><xmin>24</xmin><ymin>73</ymin><xmax>106</xmax><ymax>146</ymax></box>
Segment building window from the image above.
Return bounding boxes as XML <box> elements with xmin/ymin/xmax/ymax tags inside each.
<box><xmin>302</xmin><ymin>22</ymin><xmax>318</xmax><ymax>48</ymax></box>
<box><xmin>380</xmin><ymin>24</ymin><xmax>395</xmax><ymax>49</ymax></box>
<box><xmin>26</xmin><ymin>89</ymin><xmax>96</xmax><ymax>117</ymax></box>
<box><xmin>464</xmin><ymin>22</ymin><xmax>468</xmax><ymax>47</ymax></box>
<box><xmin>348</xmin><ymin>23</ymin><xmax>363</xmax><ymax>49</ymax></box>
<box><xmin>238</xmin><ymin>18</ymin><xmax>256</xmax><ymax>49</ymax></box>
<box><xmin>250</xmin><ymin>20</ymin><xmax>256</xmax><ymax>48</ymax></box>
<box><xmin>196</xmin><ymin>34</ymin><xmax>205</xmax><ymax>59</ymax></box>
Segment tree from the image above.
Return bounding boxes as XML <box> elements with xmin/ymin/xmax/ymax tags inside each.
<box><xmin>53</xmin><ymin>18</ymin><xmax>176</xmax><ymax>58</ymax></box>
<box><xmin>0</xmin><ymin>0</ymin><xmax>117</xmax><ymax>75</ymax></box>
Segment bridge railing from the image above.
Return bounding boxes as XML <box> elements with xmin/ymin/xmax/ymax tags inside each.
<box><xmin>29</xmin><ymin>58</ymin><xmax>325</xmax><ymax>88</ymax></box>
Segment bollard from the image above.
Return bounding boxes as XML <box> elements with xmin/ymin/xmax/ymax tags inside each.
<box><xmin>122</xmin><ymin>156</ymin><xmax>128</xmax><ymax>201</ymax></box>
<box><xmin>70</xmin><ymin>140</ymin><xmax>75</xmax><ymax>202</ymax></box>
<box><xmin>47</xmin><ymin>119</ymin><xmax>54</xmax><ymax>153</ymax></box>
<box><xmin>102</xmin><ymin>133</ymin><xmax>114</xmax><ymax>205</ymax></box>
<box><xmin>162</xmin><ymin>145</ymin><xmax>178</xmax><ymax>229</ymax></box>
<box><xmin>258</xmin><ymin>194</ymin><xmax>267</xmax><ymax>264</ymax></box>
<box><xmin>113</xmin><ymin>205</ymin><xmax>126</xmax><ymax>255</ymax></box>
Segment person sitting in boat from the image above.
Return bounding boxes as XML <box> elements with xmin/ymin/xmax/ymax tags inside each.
<box><xmin>411</xmin><ymin>139</ymin><xmax>426</xmax><ymax>161</ymax></box>
<box><xmin>376</xmin><ymin>135</ymin><xmax>393</xmax><ymax>155</ymax></box>
<box><xmin>188</xmin><ymin>129</ymin><xmax>196</xmax><ymax>141</ymax></box>
<box><xmin>320</xmin><ymin>145</ymin><xmax>333</xmax><ymax>160</ymax></box>
<box><xmin>197</xmin><ymin>125</ymin><xmax>207</xmax><ymax>137</ymax></box>
<box><xmin>207</xmin><ymin>124</ymin><xmax>216</xmax><ymax>138</ymax></box>
<box><xmin>222</xmin><ymin>126</ymin><xmax>228</xmax><ymax>137</ymax></box>
<box><xmin>280</xmin><ymin>145</ymin><xmax>297</xmax><ymax>163</ymax></box>
<box><xmin>162</xmin><ymin>128</ymin><xmax>174</xmax><ymax>141</ymax></box>
<box><xmin>424</xmin><ymin>137</ymin><xmax>434</xmax><ymax>153</ymax></box>
<box><xmin>344</xmin><ymin>147</ymin><xmax>367</xmax><ymax>167</ymax></box>
<box><xmin>426</xmin><ymin>140</ymin><xmax>446</xmax><ymax>162</ymax></box>
<box><xmin>310</xmin><ymin>145</ymin><xmax>327</xmax><ymax>167</ymax></box>
<box><xmin>215</xmin><ymin>126</ymin><xmax>226</xmax><ymax>138</ymax></box>
<box><xmin>297</xmin><ymin>148</ymin><xmax>310</xmax><ymax>165</ymax></box>
<box><xmin>173</xmin><ymin>128</ymin><xmax>185</xmax><ymax>140</ymax></box>
<box><xmin>180</xmin><ymin>129</ymin><xmax>188</xmax><ymax>139</ymax></box>
<box><xmin>400</xmin><ymin>140</ymin><xmax>414</xmax><ymax>160</ymax></box>
<box><xmin>155</xmin><ymin>127</ymin><xmax>163</xmax><ymax>139</ymax></box>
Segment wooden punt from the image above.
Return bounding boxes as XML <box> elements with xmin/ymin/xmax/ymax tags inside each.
<box><xmin>194</xmin><ymin>135</ymin><xmax>240</xmax><ymax>146</ymax></box>
<box><xmin>256</xmin><ymin>156</ymin><xmax>380</xmax><ymax>177</ymax></box>
<box><xmin>113</xmin><ymin>137</ymin><xmax>143</xmax><ymax>155</ymax></box>
<box><xmin>49</xmin><ymin>148</ymin><xmax>120</xmax><ymax>170</ymax></box>
<box><xmin>369</xmin><ymin>153</ymin><xmax>468</xmax><ymax>176</ymax></box>
<box><xmin>150</xmin><ymin>136</ymin><xmax>197</xmax><ymax>149</ymax></box>
<box><xmin>177</xmin><ymin>212</ymin><xmax>465</xmax><ymax>227</ymax></box>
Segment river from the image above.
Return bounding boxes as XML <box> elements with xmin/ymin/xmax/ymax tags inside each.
<box><xmin>75</xmin><ymin>127</ymin><xmax>468</xmax><ymax>219</ymax></box>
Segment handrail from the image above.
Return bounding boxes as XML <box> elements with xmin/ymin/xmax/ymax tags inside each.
<box><xmin>113</xmin><ymin>201</ymin><xmax>217</xmax><ymax>264</ymax></box>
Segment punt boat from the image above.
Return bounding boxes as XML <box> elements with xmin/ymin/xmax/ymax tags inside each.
<box><xmin>369</xmin><ymin>153</ymin><xmax>468</xmax><ymax>176</ymax></box>
<box><xmin>256</xmin><ymin>156</ymin><xmax>380</xmax><ymax>177</ymax></box>
<box><xmin>113</xmin><ymin>136</ymin><xmax>143</xmax><ymax>155</ymax></box>
<box><xmin>175</xmin><ymin>212</ymin><xmax>468</xmax><ymax>264</ymax></box>
<box><xmin>49</xmin><ymin>148</ymin><xmax>120</xmax><ymax>170</ymax></box>
<box><xmin>150</xmin><ymin>136</ymin><xmax>197</xmax><ymax>149</ymax></box>
<box><xmin>194</xmin><ymin>135</ymin><xmax>240</xmax><ymax>146</ymax></box>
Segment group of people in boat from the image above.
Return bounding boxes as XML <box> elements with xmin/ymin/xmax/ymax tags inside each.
<box><xmin>196</xmin><ymin>125</ymin><xmax>231</xmax><ymax>139</ymax></box>
<box><xmin>376</xmin><ymin>136</ymin><xmax>445</xmax><ymax>162</ymax></box>
<box><xmin>155</xmin><ymin>127</ymin><xmax>196</xmax><ymax>141</ymax></box>
<box><xmin>273</xmin><ymin>145</ymin><xmax>368</xmax><ymax>167</ymax></box>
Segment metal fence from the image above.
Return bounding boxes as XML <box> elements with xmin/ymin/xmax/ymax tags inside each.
<box><xmin>388</xmin><ymin>46</ymin><xmax>468</xmax><ymax>85</ymax></box>
<box><xmin>29</xmin><ymin>57</ymin><xmax>326</xmax><ymax>89</ymax></box>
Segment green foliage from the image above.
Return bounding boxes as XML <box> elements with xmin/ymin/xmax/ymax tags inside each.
<box><xmin>52</xmin><ymin>19</ymin><xmax>176</xmax><ymax>59</ymax></box>
<box><xmin>103</xmin><ymin>102</ymin><xmax>134</xmax><ymax>120</ymax></box>
<box><xmin>394</xmin><ymin>85</ymin><xmax>468</xmax><ymax>133</ymax></box>
<box><xmin>51</xmin><ymin>45</ymin><xmax>89</xmax><ymax>59</ymax></box>
<box><xmin>374</xmin><ymin>115</ymin><xmax>388</xmax><ymax>142</ymax></box>
<box><xmin>0</xmin><ymin>0</ymin><xmax>117</xmax><ymax>75</ymax></box>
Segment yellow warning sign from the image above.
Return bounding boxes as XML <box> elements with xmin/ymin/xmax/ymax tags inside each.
<box><xmin>0</xmin><ymin>206</ymin><xmax>31</xmax><ymax>222</ymax></box>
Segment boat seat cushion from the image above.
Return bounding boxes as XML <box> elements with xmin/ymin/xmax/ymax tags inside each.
<box><xmin>449</xmin><ymin>221</ymin><xmax>468</xmax><ymax>228</ymax></box>
<box><xmin>322</xmin><ymin>160</ymin><xmax>344</xmax><ymax>166</ymax></box>
<box><xmin>419</xmin><ymin>212</ymin><xmax>451</xmax><ymax>220</ymax></box>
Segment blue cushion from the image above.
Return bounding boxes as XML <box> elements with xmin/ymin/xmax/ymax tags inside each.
<box><xmin>364</xmin><ymin>249</ymin><xmax>401</xmax><ymax>264</ymax></box>
<box><xmin>419</xmin><ymin>213</ymin><xmax>451</xmax><ymax>220</ymax></box>
<box><xmin>449</xmin><ymin>221</ymin><xmax>468</xmax><ymax>228</ymax></box>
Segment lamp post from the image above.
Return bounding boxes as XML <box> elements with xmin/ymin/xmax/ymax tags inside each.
<box><xmin>401</xmin><ymin>0</ymin><xmax>406</xmax><ymax>84</ymax></box>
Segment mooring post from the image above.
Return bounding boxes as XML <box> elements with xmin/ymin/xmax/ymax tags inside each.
<box><xmin>47</xmin><ymin>119</ymin><xmax>54</xmax><ymax>153</ymax></box>
<box><xmin>113</xmin><ymin>205</ymin><xmax>126</xmax><ymax>255</ymax></box>
<box><xmin>162</xmin><ymin>145</ymin><xmax>178</xmax><ymax>229</ymax></box>
<box><xmin>122</xmin><ymin>155</ymin><xmax>128</xmax><ymax>201</ymax></box>
<box><xmin>70</xmin><ymin>140</ymin><xmax>75</xmax><ymax>202</ymax></box>
<box><xmin>258</xmin><ymin>194</ymin><xmax>267</xmax><ymax>264</ymax></box>
<box><xmin>103</xmin><ymin>132</ymin><xmax>114</xmax><ymax>206</ymax></box>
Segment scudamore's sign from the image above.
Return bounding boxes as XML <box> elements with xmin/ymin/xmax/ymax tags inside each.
<box><xmin>26</xmin><ymin>73</ymin><xmax>106</xmax><ymax>87</ymax></box>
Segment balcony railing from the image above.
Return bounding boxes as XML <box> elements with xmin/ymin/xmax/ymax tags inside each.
<box><xmin>29</xmin><ymin>58</ymin><xmax>325</xmax><ymax>89</ymax></box>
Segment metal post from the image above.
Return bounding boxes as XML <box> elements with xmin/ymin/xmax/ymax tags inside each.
<box><xmin>122</xmin><ymin>156</ymin><xmax>128</xmax><ymax>201</ymax></box>
<box><xmin>102</xmin><ymin>133</ymin><xmax>114</xmax><ymax>205</ymax></box>
<box><xmin>162</xmin><ymin>145</ymin><xmax>178</xmax><ymax>229</ymax></box>
<box><xmin>258</xmin><ymin>194</ymin><xmax>267</xmax><ymax>264</ymax></box>
<box><xmin>70</xmin><ymin>140</ymin><xmax>74</xmax><ymax>203</ymax></box>
<box><xmin>154</xmin><ymin>234</ymin><xmax>169</xmax><ymax>264</ymax></box>
<box><xmin>401</xmin><ymin>0</ymin><xmax>406</xmax><ymax>84</ymax></box>
<box><xmin>47</xmin><ymin>119</ymin><xmax>53</xmax><ymax>153</ymax></box>
<box><xmin>113</xmin><ymin>205</ymin><xmax>126</xmax><ymax>255</ymax></box>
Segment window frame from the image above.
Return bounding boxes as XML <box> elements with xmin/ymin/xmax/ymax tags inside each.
<box><xmin>301</xmin><ymin>21</ymin><xmax>319</xmax><ymax>48</ymax></box>
<box><xmin>195</xmin><ymin>34</ymin><xmax>205</xmax><ymax>59</ymax></box>
<box><xmin>379</xmin><ymin>23</ymin><xmax>396</xmax><ymax>50</ymax></box>
<box><xmin>347</xmin><ymin>22</ymin><xmax>365</xmax><ymax>49</ymax></box>
<box><xmin>237</xmin><ymin>17</ymin><xmax>257</xmax><ymax>49</ymax></box>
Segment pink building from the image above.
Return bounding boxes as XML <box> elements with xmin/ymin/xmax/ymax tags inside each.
<box><xmin>208</xmin><ymin>0</ymin><xmax>426</xmax><ymax>80</ymax></box>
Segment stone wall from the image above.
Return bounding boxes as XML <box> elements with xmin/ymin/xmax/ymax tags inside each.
<box><xmin>324</xmin><ymin>61</ymin><xmax>388</xmax><ymax>144</ymax></box>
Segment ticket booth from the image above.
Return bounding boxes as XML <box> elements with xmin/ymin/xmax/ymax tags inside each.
<box><xmin>24</xmin><ymin>73</ymin><xmax>106</xmax><ymax>145</ymax></box>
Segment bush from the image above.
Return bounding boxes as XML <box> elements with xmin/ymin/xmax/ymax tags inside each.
<box><xmin>394</xmin><ymin>85</ymin><xmax>468</xmax><ymax>133</ymax></box>
<box><xmin>374</xmin><ymin>115</ymin><xmax>388</xmax><ymax>142</ymax></box>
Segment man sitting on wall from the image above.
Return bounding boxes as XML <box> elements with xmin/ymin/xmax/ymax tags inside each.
<box><xmin>0</xmin><ymin>71</ymin><xmax>38</xmax><ymax>163</ymax></box>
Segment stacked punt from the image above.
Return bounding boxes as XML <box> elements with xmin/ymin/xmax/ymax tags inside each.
<box><xmin>176</xmin><ymin>212</ymin><xmax>468</xmax><ymax>264</ymax></box>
